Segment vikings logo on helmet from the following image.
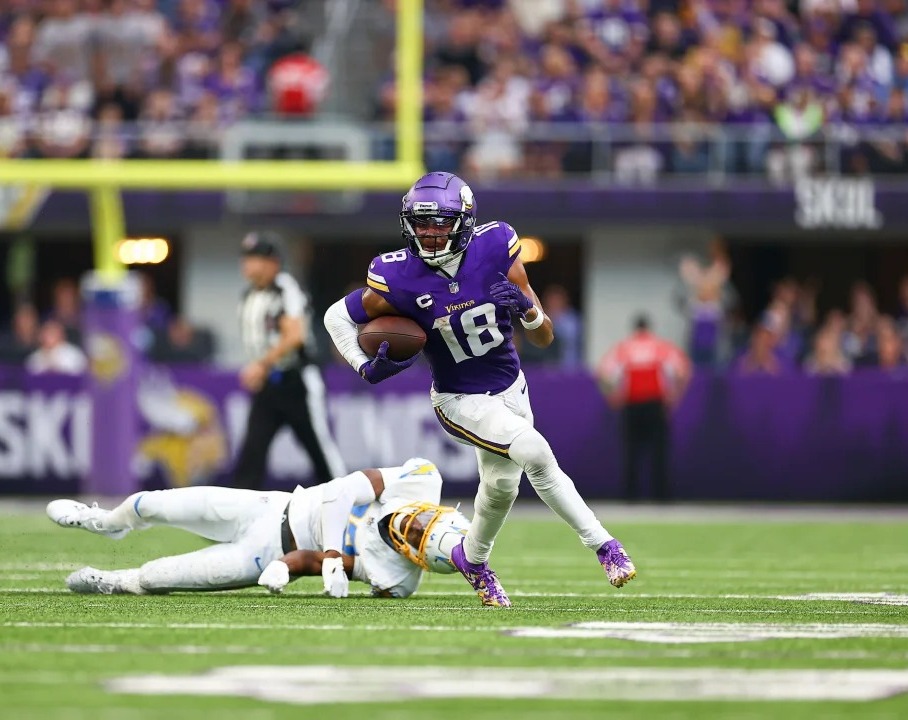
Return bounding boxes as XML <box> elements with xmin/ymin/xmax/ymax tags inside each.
<box><xmin>400</xmin><ymin>172</ymin><xmax>477</xmax><ymax>267</ymax></box>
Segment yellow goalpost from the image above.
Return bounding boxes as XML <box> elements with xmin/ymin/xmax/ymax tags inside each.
<box><xmin>0</xmin><ymin>0</ymin><xmax>425</xmax><ymax>280</ymax></box>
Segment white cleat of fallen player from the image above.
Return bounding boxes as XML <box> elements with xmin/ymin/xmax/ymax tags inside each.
<box><xmin>46</xmin><ymin>499</ymin><xmax>129</xmax><ymax>540</ymax></box>
<box><xmin>66</xmin><ymin>567</ymin><xmax>121</xmax><ymax>595</ymax></box>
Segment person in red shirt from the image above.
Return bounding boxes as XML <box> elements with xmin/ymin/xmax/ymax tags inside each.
<box><xmin>597</xmin><ymin>314</ymin><xmax>691</xmax><ymax>502</ymax></box>
<box><xmin>266</xmin><ymin>42</ymin><xmax>329</xmax><ymax>117</ymax></box>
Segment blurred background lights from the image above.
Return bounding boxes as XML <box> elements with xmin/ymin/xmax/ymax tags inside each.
<box><xmin>519</xmin><ymin>236</ymin><xmax>546</xmax><ymax>263</ymax></box>
<box><xmin>117</xmin><ymin>238</ymin><xmax>170</xmax><ymax>265</ymax></box>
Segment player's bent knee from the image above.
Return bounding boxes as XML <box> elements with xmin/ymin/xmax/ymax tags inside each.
<box><xmin>508</xmin><ymin>429</ymin><xmax>556</xmax><ymax>472</ymax></box>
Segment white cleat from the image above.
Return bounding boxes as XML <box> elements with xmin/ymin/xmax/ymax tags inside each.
<box><xmin>66</xmin><ymin>567</ymin><xmax>121</xmax><ymax>595</ymax></box>
<box><xmin>46</xmin><ymin>499</ymin><xmax>128</xmax><ymax>540</ymax></box>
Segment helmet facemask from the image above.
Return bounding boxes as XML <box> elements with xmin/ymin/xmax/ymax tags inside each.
<box><xmin>382</xmin><ymin>502</ymin><xmax>469</xmax><ymax>574</ymax></box>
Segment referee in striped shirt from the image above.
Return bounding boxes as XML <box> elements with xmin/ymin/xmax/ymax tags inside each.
<box><xmin>234</xmin><ymin>231</ymin><xmax>346</xmax><ymax>489</ymax></box>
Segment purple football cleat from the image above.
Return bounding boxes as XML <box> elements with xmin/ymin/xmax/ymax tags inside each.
<box><xmin>451</xmin><ymin>540</ymin><xmax>511</xmax><ymax>608</ymax></box>
<box><xmin>597</xmin><ymin>539</ymin><xmax>637</xmax><ymax>588</ymax></box>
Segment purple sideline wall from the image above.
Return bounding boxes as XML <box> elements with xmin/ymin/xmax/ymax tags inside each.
<box><xmin>1</xmin><ymin>364</ymin><xmax>907</xmax><ymax>501</ymax></box>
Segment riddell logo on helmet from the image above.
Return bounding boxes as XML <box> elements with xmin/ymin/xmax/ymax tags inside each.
<box><xmin>413</xmin><ymin>202</ymin><xmax>439</xmax><ymax>213</ymax></box>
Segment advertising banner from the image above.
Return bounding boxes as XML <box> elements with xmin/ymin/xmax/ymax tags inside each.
<box><xmin>1</xmin><ymin>365</ymin><xmax>907</xmax><ymax>502</ymax></box>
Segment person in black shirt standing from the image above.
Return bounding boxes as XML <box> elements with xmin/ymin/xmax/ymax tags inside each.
<box><xmin>234</xmin><ymin>231</ymin><xmax>346</xmax><ymax>489</ymax></box>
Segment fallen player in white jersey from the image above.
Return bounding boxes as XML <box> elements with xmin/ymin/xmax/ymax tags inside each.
<box><xmin>46</xmin><ymin>457</ymin><xmax>468</xmax><ymax>598</ymax></box>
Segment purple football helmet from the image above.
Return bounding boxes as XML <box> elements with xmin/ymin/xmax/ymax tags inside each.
<box><xmin>400</xmin><ymin>172</ymin><xmax>477</xmax><ymax>267</ymax></box>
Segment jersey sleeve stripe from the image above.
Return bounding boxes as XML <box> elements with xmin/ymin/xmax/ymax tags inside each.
<box><xmin>367</xmin><ymin>278</ymin><xmax>390</xmax><ymax>293</ymax></box>
<box><xmin>507</xmin><ymin>233</ymin><xmax>519</xmax><ymax>248</ymax></box>
<box><xmin>367</xmin><ymin>270</ymin><xmax>387</xmax><ymax>284</ymax></box>
<box><xmin>434</xmin><ymin>407</ymin><xmax>511</xmax><ymax>458</ymax></box>
<box><xmin>508</xmin><ymin>241</ymin><xmax>522</xmax><ymax>257</ymax></box>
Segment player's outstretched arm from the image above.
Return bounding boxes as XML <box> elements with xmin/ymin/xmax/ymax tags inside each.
<box><xmin>320</xmin><ymin>469</ymin><xmax>384</xmax><ymax>557</ymax></box>
<box><xmin>492</xmin><ymin>259</ymin><xmax>555</xmax><ymax>348</ymax></box>
<box><xmin>257</xmin><ymin>551</ymin><xmax>356</xmax><ymax>594</ymax></box>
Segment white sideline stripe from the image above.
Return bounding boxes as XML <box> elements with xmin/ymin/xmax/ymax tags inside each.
<box><xmin>4</xmin><ymin>643</ymin><xmax>906</xmax><ymax>663</ymax></box>
<box><xmin>5</xmin><ymin>587</ymin><xmax>908</xmax><ymax>606</ymax></box>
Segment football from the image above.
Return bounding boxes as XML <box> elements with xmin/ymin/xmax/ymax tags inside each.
<box><xmin>358</xmin><ymin>316</ymin><xmax>427</xmax><ymax>361</ymax></box>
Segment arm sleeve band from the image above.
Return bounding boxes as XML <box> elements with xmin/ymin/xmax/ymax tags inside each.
<box><xmin>324</xmin><ymin>297</ymin><xmax>371</xmax><ymax>372</ymax></box>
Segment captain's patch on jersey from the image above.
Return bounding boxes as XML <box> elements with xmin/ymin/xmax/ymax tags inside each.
<box><xmin>106</xmin><ymin>665</ymin><xmax>908</xmax><ymax>703</ymax></box>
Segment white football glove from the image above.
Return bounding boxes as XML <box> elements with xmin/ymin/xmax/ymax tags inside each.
<box><xmin>321</xmin><ymin>556</ymin><xmax>349</xmax><ymax>598</ymax></box>
<box><xmin>257</xmin><ymin>560</ymin><xmax>290</xmax><ymax>594</ymax></box>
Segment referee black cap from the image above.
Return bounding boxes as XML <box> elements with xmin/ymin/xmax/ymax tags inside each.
<box><xmin>240</xmin><ymin>230</ymin><xmax>284</xmax><ymax>261</ymax></box>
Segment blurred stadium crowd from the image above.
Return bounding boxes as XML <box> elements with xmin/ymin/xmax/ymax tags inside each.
<box><xmin>1</xmin><ymin>0</ymin><xmax>907</xmax><ymax>375</ymax></box>
<box><xmin>0</xmin><ymin>0</ymin><xmax>325</xmax><ymax>161</ymax></box>
<box><xmin>0</xmin><ymin>273</ymin><xmax>216</xmax><ymax>369</ymax></box>
<box><xmin>4</xmin><ymin>254</ymin><xmax>908</xmax><ymax>376</ymax></box>
<box><xmin>676</xmin><ymin>241</ymin><xmax>908</xmax><ymax>375</ymax></box>
<box><xmin>2</xmin><ymin>1</ymin><xmax>908</xmax><ymax>179</ymax></box>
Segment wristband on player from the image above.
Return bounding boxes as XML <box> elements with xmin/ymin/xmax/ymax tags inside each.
<box><xmin>520</xmin><ymin>307</ymin><xmax>546</xmax><ymax>331</ymax></box>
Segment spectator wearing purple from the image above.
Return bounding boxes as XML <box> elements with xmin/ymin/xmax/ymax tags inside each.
<box><xmin>580</xmin><ymin>0</ymin><xmax>649</xmax><ymax>60</ymax></box>
<box><xmin>0</xmin><ymin>15</ymin><xmax>48</xmax><ymax>125</ymax></box>
<box><xmin>732</xmin><ymin>320</ymin><xmax>796</xmax><ymax>376</ymax></box>
<box><xmin>534</xmin><ymin>44</ymin><xmax>581</xmax><ymax>118</ymax></box>
<box><xmin>838</xmin><ymin>0</ymin><xmax>899</xmax><ymax>52</ymax></box>
<box><xmin>204</xmin><ymin>42</ymin><xmax>259</xmax><ymax>122</ymax></box>
<box><xmin>175</xmin><ymin>48</ymin><xmax>214</xmax><ymax>111</ymax></box>
<box><xmin>677</xmin><ymin>240</ymin><xmax>735</xmax><ymax>367</ymax></box>
<box><xmin>843</xmin><ymin>281</ymin><xmax>880</xmax><ymax>366</ymax></box>
<box><xmin>851</xmin><ymin>23</ymin><xmax>895</xmax><ymax>89</ymax></box>
<box><xmin>174</xmin><ymin>0</ymin><xmax>221</xmax><ymax>54</ymax></box>
<box><xmin>562</xmin><ymin>65</ymin><xmax>627</xmax><ymax>173</ymax></box>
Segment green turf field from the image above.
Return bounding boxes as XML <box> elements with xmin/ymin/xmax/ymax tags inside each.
<box><xmin>2</xmin><ymin>503</ymin><xmax>908</xmax><ymax>719</ymax></box>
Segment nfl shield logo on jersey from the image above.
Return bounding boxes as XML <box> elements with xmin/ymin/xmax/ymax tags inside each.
<box><xmin>448</xmin><ymin>281</ymin><xmax>459</xmax><ymax>294</ymax></box>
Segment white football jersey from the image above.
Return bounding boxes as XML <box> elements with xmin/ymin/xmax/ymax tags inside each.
<box><xmin>346</xmin><ymin>457</ymin><xmax>443</xmax><ymax>598</ymax></box>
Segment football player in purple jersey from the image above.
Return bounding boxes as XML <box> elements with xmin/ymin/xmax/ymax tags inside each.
<box><xmin>324</xmin><ymin>172</ymin><xmax>636</xmax><ymax>607</ymax></box>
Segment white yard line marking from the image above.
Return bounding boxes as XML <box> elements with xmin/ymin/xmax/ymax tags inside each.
<box><xmin>106</xmin><ymin>666</ymin><xmax>908</xmax><ymax>703</ymax></box>
<box><xmin>507</xmin><ymin>621</ymin><xmax>908</xmax><ymax>643</ymax></box>
<box><xmin>1</xmin><ymin>621</ymin><xmax>501</xmax><ymax>632</ymax></box>
<box><xmin>4</xmin><ymin>642</ymin><xmax>907</xmax><ymax>663</ymax></box>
